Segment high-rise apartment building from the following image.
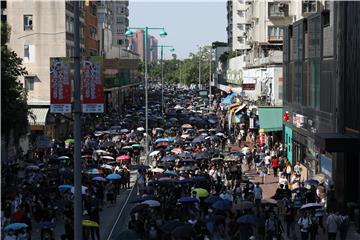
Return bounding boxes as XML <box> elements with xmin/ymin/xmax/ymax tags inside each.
<box><xmin>111</xmin><ymin>0</ymin><xmax>129</xmax><ymax>49</ymax></box>
<box><xmin>128</xmin><ymin>30</ymin><xmax>158</xmax><ymax>62</ymax></box>
<box><xmin>97</xmin><ymin>0</ymin><xmax>113</xmax><ymax>56</ymax></box>
<box><xmin>5</xmin><ymin>0</ymin><xmax>86</xmax><ymax>106</ymax></box>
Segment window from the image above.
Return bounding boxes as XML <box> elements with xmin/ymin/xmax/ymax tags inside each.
<box><xmin>23</xmin><ymin>15</ymin><xmax>33</xmax><ymax>31</ymax></box>
<box><xmin>117</xmin><ymin>39</ymin><xmax>123</xmax><ymax>45</ymax></box>
<box><xmin>116</xmin><ymin>17</ymin><xmax>124</xmax><ymax>24</ymax></box>
<box><xmin>117</xmin><ymin>27</ymin><xmax>125</xmax><ymax>34</ymax></box>
<box><xmin>238</xmin><ymin>24</ymin><xmax>244</xmax><ymax>31</ymax></box>
<box><xmin>24</xmin><ymin>44</ymin><xmax>35</xmax><ymax>62</ymax></box>
<box><xmin>238</xmin><ymin>10</ymin><xmax>245</xmax><ymax>17</ymax></box>
<box><xmin>237</xmin><ymin>37</ymin><xmax>244</xmax><ymax>44</ymax></box>
<box><xmin>302</xmin><ymin>0</ymin><xmax>317</xmax><ymax>14</ymax></box>
<box><xmin>66</xmin><ymin>16</ymin><xmax>74</xmax><ymax>33</ymax></box>
<box><xmin>268</xmin><ymin>26</ymin><xmax>284</xmax><ymax>41</ymax></box>
<box><xmin>25</xmin><ymin>76</ymin><xmax>34</xmax><ymax>91</ymax></box>
<box><xmin>89</xmin><ymin>2</ymin><xmax>97</xmax><ymax>16</ymax></box>
<box><xmin>90</xmin><ymin>26</ymin><xmax>97</xmax><ymax>39</ymax></box>
<box><xmin>268</xmin><ymin>3</ymin><xmax>288</xmax><ymax>17</ymax></box>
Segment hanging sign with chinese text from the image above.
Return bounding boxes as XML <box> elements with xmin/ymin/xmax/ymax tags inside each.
<box><xmin>50</xmin><ymin>58</ymin><xmax>71</xmax><ymax>113</ymax></box>
<box><xmin>81</xmin><ymin>57</ymin><xmax>104</xmax><ymax>113</ymax></box>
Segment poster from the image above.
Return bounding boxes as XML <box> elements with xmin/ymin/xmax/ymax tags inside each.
<box><xmin>50</xmin><ymin>58</ymin><xmax>71</xmax><ymax>113</ymax></box>
<box><xmin>81</xmin><ymin>57</ymin><xmax>104</xmax><ymax>113</ymax></box>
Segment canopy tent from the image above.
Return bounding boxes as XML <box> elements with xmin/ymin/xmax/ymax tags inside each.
<box><xmin>258</xmin><ymin>107</ymin><xmax>283</xmax><ymax>132</ymax></box>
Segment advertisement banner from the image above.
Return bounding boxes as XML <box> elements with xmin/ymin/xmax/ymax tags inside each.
<box><xmin>50</xmin><ymin>58</ymin><xmax>71</xmax><ymax>113</ymax></box>
<box><xmin>82</xmin><ymin>57</ymin><xmax>104</xmax><ymax>113</ymax></box>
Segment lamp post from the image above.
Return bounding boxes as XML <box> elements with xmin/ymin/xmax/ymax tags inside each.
<box><xmin>125</xmin><ymin>27</ymin><xmax>167</xmax><ymax>164</ymax></box>
<box><xmin>150</xmin><ymin>45</ymin><xmax>175</xmax><ymax>117</ymax></box>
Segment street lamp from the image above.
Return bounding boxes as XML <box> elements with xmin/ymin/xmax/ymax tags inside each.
<box><xmin>150</xmin><ymin>45</ymin><xmax>175</xmax><ymax>118</ymax></box>
<box><xmin>125</xmin><ymin>26</ymin><xmax>168</xmax><ymax>164</ymax></box>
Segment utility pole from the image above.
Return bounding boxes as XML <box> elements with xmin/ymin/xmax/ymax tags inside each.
<box><xmin>73</xmin><ymin>1</ymin><xmax>82</xmax><ymax>239</ymax></box>
<box><xmin>160</xmin><ymin>45</ymin><xmax>164</xmax><ymax>118</ymax></box>
<box><xmin>198</xmin><ymin>46</ymin><xmax>201</xmax><ymax>90</ymax></box>
<box><xmin>144</xmin><ymin>27</ymin><xmax>149</xmax><ymax>165</ymax></box>
<box><xmin>209</xmin><ymin>48</ymin><xmax>212</xmax><ymax>109</ymax></box>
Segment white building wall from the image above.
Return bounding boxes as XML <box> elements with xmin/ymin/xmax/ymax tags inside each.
<box><xmin>7</xmin><ymin>0</ymin><xmax>67</xmax><ymax>105</ymax></box>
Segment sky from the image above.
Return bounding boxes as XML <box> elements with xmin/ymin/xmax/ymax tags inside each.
<box><xmin>129</xmin><ymin>0</ymin><xmax>227</xmax><ymax>60</ymax></box>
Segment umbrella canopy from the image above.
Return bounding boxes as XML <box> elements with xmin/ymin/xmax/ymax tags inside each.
<box><xmin>161</xmin><ymin>155</ymin><xmax>177</xmax><ymax>162</ymax></box>
<box><xmin>171</xmin><ymin>148</ymin><xmax>183</xmax><ymax>154</ymax></box>
<box><xmin>100</xmin><ymin>164</ymin><xmax>113</xmax><ymax>170</ymax></box>
<box><xmin>233</xmin><ymin>200</ymin><xmax>254</xmax><ymax>210</ymax></box>
<box><xmin>132</xmin><ymin>144</ymin><xmax>143</xmax><ymax>148</ymax></box>
<box><xmin>131</xmin><ymin>195</ymin><xmax>156</xmax><ymax>203</ymax></box>
<box><xmin>304</xmin><ymin>179</ymin><xmax>319</xmax><ymax>186</ymax></box>
<box><xmin>178</xmin><ymin>165</ymin><xmax>197</xmax><ymax>171</ymax></box>
<box><xmin>65</xmin><ymin>139</ymin><xmax>75</xmax><ymax>145</ymax></box>
<box><xmin>130</xmin><ymin>164</ymin><xmax>150</xmax><ymax>170</ymax></box>
<box><xmin>171</xmin><ymin>224</ymin><xmax>196</xmax><ymax>239</ymax></box>
<box><xmin>177</xmin><ymin>197</ymin><xmax>200</xmax><ymax>204</ymax></box>
<box><xmin>300</xmin><ymin>203</ymin><xmax>323</xmax><ymax>210</ymax></box>
<box><xmin>195</xmin><ymin>151</ymin><xmax>210</xmax><ymax>160</ymax></box>
<box><xmin>106</xmin><ymin>173</ymin><xmax>122</xmax><ymax>180</ymax></box>
<box><xmin>141</xmin><ymin>200</ymin><xmax>161</xmax><ymax>207</ymax></box>
<box><xmin>25</xmin><ymin>165</ymin><xmax>40</xmax><ymax>170</ymax></box>
<box><xmin>121</xmin><ymin>146</ymin><xmax>133</xmax><ymax>150</ymax></box>
<box><xmin>137</xmin><ymin>127</ymin><xmax>145</xmax><ymax>132</ymax></box>
<box><xmin>86</xmin><ymin>168</ymin><xmax>102</xmax><ymax>175</ymax></box>
<box><xmin>100</xmin><ymin>155</ymin><xmax>114</xmax><ymax>160</ymax></box>
<box><xmin>204</xmin><ymin>195</ymin><xmax>222</xmax><ymax>204</ymax></box>
<box><xmin>192</xmin><ymin>188</ymin><xmax>209</xmax><ymax>197</ymax></box>
<box><xmin>237</xmin><ymin>214</ymin><xmax>257</xmax><ymax>224</ymax></box>
<box><xmin>116</xmin><ymin>155</ymin><xmax>130</xmax><ymax>161</ymax></box>
<box><xmin>94</xmin><ymin>150</ymin><xmax>111</xmax><ymax>155</ymax></box>
<box><xmin>58</xmin><ymin>184</ymin><xmax>73</xmax><ymax>190</ymax></box>
<box><xmin>192</xmin><ymin>136</ymin><xmax>206</xmax><ymax>144</ymax></box>
<box><xmin>149</xmin><ymin>150</ymin><xmax>160</xmax><ymax>157</ymax></box>
<box><xmin>57</xmin><ymin>156</ymin><xmax>70</xmax><ymax>160</ymax></box>
<box><xmin>120</xmin><ymin>129</ymin><xmax>129</xmax><ymax>133</ymax></box>
<box><xmin>130</xmin><ymin>204</ymin><xmax>148</xmax><ymax>214</ymax></box>
<box><xmin>92</xmin><ymin>176</ymin><xmax>107</xmax><ymax>182</ymax></box>
<box><xmin>82</xmin><ymin>220</ymin><xmax>99</xmax><ymax>227</ymax></box>
<box><xmin>181</xmin><ymin>124</ymin><xmax>193</xmax><ymax>129</ymax></box>
<box><xmin>155</xmin><ymin>138</ymin><xmax>170</xmax><ymax>143</ymax></box>
<box><xmin>4</xmin><ymin>222</ymin><xmax>28</xmax><ymax>231</ymax></box>
<box><xmin>151</xmin><ymin>167</ymin><xmax>164</xmax><ymax>173</ymax></box>
<box><xmin>161</xmin><ymin>220</ymin><xmax>185</xmax><ymax>234</ymax></box>
<box><xmin>212</xmin><ymin>199</ymin><xmax>231</xmax><ymax>210</ymax></box>
<box><xmin>81</xmin><ymin>155</ymin><xmax>93</xmax><ymax>159</ymax></box>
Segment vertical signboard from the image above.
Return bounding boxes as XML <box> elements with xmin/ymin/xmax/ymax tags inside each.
<box><xmin>50</xmin><ymin>58</ymin><xmax>71</xmax><ymax>113</ymax></box>
<box><xmin>81</xmin><ymin>57</ymin><xmax>104</xmax><ymax>113</ymax></box>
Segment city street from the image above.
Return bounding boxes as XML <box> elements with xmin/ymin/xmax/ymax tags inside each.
<box><xmin>2</xmin><ymin>0</ymin><xmax>360</xmax><ymax>240</ymax></box>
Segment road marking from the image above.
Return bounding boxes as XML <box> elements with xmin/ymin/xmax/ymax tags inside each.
<box><xmin>106</xmin><ymin>174</ymin><xmax>137</xmax><ymax>240</ymax></box>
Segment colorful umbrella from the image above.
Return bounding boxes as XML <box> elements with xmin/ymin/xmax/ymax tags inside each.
<box><xmin>82</xmin><ymin>220</ymin><xmax>99</xmax><ymax>227</ymax></box>
<box><xmin>116</xmin><ymin>155</ymin><xmax>130</xmax><ymax>161</ymax></box>
<box><xmin>4</xmin><ymin>222</ymin><xmax>28</xmax><ymax>231</ymax></box>
<box><xmin>58</xmin><ymin>184</ymin><xmax>73</xmax><ymax>190</ymax></box>
<box><xmin>65</xmin><ymin>139</ymin><xmax>75</xmax><ymax>145</ymax></box>
<box><xmin>106</xmin><ymin>173</ymin><xmax>122</xmax><ymax>180</ymax></box>
<box><xmin>86</xmin><ymin>169</ymin><xmax>102</xmax><ymax>175</ymax></box>
<box><xmin>177</xmin><ymin>197</ymin><xmax>199</xmax><ymax>204</ymax></box>
<box><xmin>192</xmin><ymin>188</ymin><xmax>209</xmax><ymax>198</ymax></box>
<box><xmin>171</xmin><ymin>148</ymin><xmax>183</xmax><ymax>154</ymax></box>
<box><xmin>81</xmin><ymin>155</ymin><xmax>93</xmax><ymax>159</ymax></box>
<box><xmin>92</xmin><ymin>176</ymin><xmax>107</xmax><ymax>182</ymax></box>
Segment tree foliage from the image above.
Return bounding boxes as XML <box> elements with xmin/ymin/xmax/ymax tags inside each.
<box><xmin>139</xmin><ymin>45</ymin><xmax>215</xmax><ymax>86</ymax></box>
<box><xmin>1</xmin><ymin>23</ymin><xmax>29</xmax><ymax>142</ymax></box>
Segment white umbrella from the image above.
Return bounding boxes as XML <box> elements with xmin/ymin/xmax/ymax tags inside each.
<box><xmin>216</xmin><ymin>133</ymin><xmax>224</xmax><ymax>137</ymax></box>
<box><xmin>71</xmin><ymin>186</ymin><xmax>88</xmax><ymax>195</ymax></box>
<box><xmin>300</xmin><ymin>203</ymin><xmax>323</xmax><ymax>210</ymax></box>
<box><xmin>94</xmin><ymin>149</ymin><xmax>110</xmax><ymax>155</ymax></box>
<box><xmin>137</xmin><ymin>127</ymin><xmax>145</xmax><ymax>132</ymax></box>
<box><xmin>151</xmin><ymin>167</ymin><xmax>164</xmax><ymax>173</ymax></box>
<box><xmin>58</xmin><ymin>156</ymin><xmax>70</xmax><ymax>160</ymax></box>
<box><xmin>141</xmin><ymin>200</ymin><xmax>160</xmax><ymax>207</ymax></box>
<box><xmin>100</xmin><ymin>164</ymin><xmax>113</xmax><ymax>170</ymax></box>
<box><xmin>242</xmin><ymin>147</ymin><xmax>250</xmax><ymax>154</ymax></box>
<box><xmin>100</xmin><ymin>156</ymin><xmax>114</xmax><ymax>160</ymax></box>
<box><xmin>149</xmin><ymin>151</ymin><xmax>160</xmax><ymax>157</ymax></box>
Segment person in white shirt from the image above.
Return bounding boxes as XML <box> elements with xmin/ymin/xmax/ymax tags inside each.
<box><xmin>264</xmin><ymin>154</ymin><xmax>272</xmax><ymax>174</ymax></box>
<box><xmin>326</xmin><ymin>212</ymin><xmax>340</xmax><ymax>240</ymax></box>
<box><xmin>294</xmin><ymin>161</ymin><xmax>301</xmax><ymax>176</ymax></box>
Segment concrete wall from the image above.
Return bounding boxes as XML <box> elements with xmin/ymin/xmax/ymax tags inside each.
<box><xmin>7</xmin><ymin>0</ymin><xmax>67</xmax><ymax>105</ymax></box>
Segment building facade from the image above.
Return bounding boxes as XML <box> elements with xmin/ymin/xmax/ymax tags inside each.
<box><xmin>111</xmin><ymin>0</ymin><xmax>129</xmax><ymax>49</ymax></box>
<box><xmin>283</xmin><ymin>1</ymin><xmax>360</xmax><ymax>208</ymax></box>
<box><xmin>97</xmin><ymin>0</ymin><xmax>113</xmax><ymax>56</ymax></box>
<box><xmin>128</xmin><ymin>30</ymin><xmax>158</xmax><ymax>62</ymax></box>
<box><xmin>84</xmin><ymin>0</ymin><xmax>99</xmax><ymax>56</ymax></box>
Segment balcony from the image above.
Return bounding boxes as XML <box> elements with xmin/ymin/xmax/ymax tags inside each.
<box><xmin>268</xmin><ymin>2</ymin><xmax>289</xmax><ymax>18</ymax></box>
<box><xmin>245</xmin><ymin>50</ymin><xmax>283</xmax><ymax>68</ymax></box>
<box><xmin>268</xmin><ymin>35</ymin><xmax>283</xmax><ymax>42</ymax></box>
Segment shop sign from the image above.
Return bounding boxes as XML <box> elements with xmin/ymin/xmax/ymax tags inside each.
<box><xmin>306</xmin><ymin>118</ymin><xmax>318</xmax><ymax>133</ymax></box>
<box><xmin>320</xmin><ymin>154</ymin><xmax>332</xmax><ymax>182</ymax></box>
<box><xmin>293</xmin><ymin>114</ymin><xmax>305</xmax><ymax>128</ymax></box>
<box><xmin>50</xmin><ymin>58</ymin><xmax>72</xmax><ymax>113</ymax></box>
<box><xmin>242</xmin><ymin>83</ymin><xmax>256</xmax><ymax>90</ymax></box>
<box><xmin>82</xmin><ymin>57</ymin><xmax>104</xmax><ymax>113</ymax></box>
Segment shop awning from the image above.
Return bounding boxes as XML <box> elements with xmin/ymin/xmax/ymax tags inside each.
<box><xmin>28</xmin><ymin>107</ymin><xmax>49</xmax><ymax>126</ymax></box>
<box><xmin>315</xmin><ymin>133</ymin><xmax>360</xmax><ymax>152</ymax></box>
<box><xmin>258</xmin><ymin>107</ymin><xmax>283</xmax><ymax>132</ymax></box>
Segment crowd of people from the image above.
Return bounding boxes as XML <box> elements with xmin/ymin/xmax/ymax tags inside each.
<box><xmin>1</xmin><ymin>86</ymin><xmax>355</xmax><ymax>240</ymax></box>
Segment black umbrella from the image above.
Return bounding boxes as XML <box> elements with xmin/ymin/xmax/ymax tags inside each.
<box><xmin>161</xmin><ymin>220</ymin><xmax>185</xmax><ymax>233</ymax></box>
<box><xmin>171</xmin><ymin>224</ymin><xmax>196</xmax><ymax>239</ymax></box>
<box><xmin>195</xmin><ymin>151</ymin><xmax>210</xmax><ymax>160</ymax></box>
<box><xmin>161</xmin><ymin>155</ymin><xmax>177</xmax><ymax>162</ymax></box>
<box><xmin>192</xmin><ymin>136</ymin><xmax>206</xmax><ymax>144</ymax></box>
<box><xmin>100</xmin><ymin>141</ymin><xmax>115</xmax><ymax>148</ymax></box>
<box><xmin>130</xmin><ymin>195</ymin><xmax>157</xmax><ymax>203</ymax></box>
<box><xmin>130</xmin><ymin>204</ymin><xmax>149</xmax><ymax>214</ymax></box>
<box><xmin>129</xmin><ymin>164</ymin><xmax>150</xmax><ymax>170</ymax></box>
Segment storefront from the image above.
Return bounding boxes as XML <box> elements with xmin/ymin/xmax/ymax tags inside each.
<box><xmin>284</xmin><ymin>125</ymin><xmax>293</xmax><ymax>163</ymax></box>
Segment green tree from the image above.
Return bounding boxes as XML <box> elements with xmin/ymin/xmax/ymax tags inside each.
<box><xmin>1</xmin><ymin>23</ymin><xmax>30</xmax><ymax>143</ymax></box>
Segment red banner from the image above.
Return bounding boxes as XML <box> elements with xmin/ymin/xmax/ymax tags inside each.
<box><xmin>50</xmin><ymin>58</ymin><xmax>71</xmax><ymax>113</ymax></box>
<box><xmin>81</xmin><ymin>57</ymin><xmax>104</xmax><ymax>113</ymax></box>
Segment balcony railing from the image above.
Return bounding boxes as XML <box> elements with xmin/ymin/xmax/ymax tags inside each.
<box><xmin>268</xmin><ymin>35</ymin><xmax>283</xmax><ymax>42</ymax></box>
